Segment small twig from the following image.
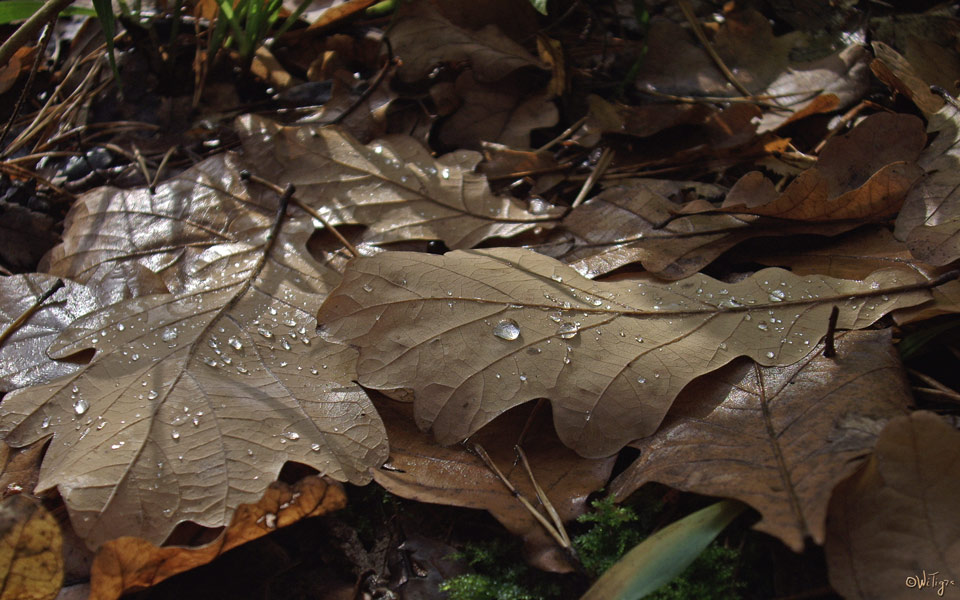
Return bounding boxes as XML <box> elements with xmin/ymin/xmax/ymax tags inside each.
<box><xmin>0</xmin><ymin>22</ymin><xmax>53</xmax><ymax>149</ymax></box>
<box><xmin>0</xmin><ymin>278</ymin><xmax>64</xmax><ymax>349</ymax></box>
<box><xmin>472</xmin><ymin>443</ymin><xmax>571</xmax><ymax>551</ymax></box>
<box><xmin>331</xmin><ymin>37</ymin><xmax>396</xmax><ymax>126</ymax></box>
<box><xmin>0</xmin><ymin>0</ymin><xmax>74</xmax><ymax>69</ymax></box>
<box><xmin>150</xmin><ymin>146</ymin><xmax>178</xmax><ymax>191</ymax></box>
<box><xmin>131</xmin><ymin>144</ymin><xmax>153</xmax><ymax>189</ymax></box>
<box><xmin>240</xmin><ymin>170</ymin><xmax>359</xmax><ymax>258</ymax></box>
<box><xmin>639</xmin><ymin>88</ymin><xmax>810</xmax><ymax>105</ymax></box>
<box><xmin>570</xmin><ymin>147</ymin><xmax>614</xmax><ymax>209</ymax></box>
<box><xmin>0</xmin><ymin>160</ymin><xmax>76</xmax><ymax>200</ymax></box>
<box><xmin>822</xmin><ymin>306</ymin><xmax>840</xmax><ymax>358</ymax></box>
<box><xmin>536</xmin><ymin>116</ymin><xmax>587</xmax><ymax>153</ymax></box>
<box><xmin>912</xmin><ymin>387</ymin><xmax>960</xmax><ymax>405</ymax></box>
<box><xmin>515</xmin><ymin>446</ymin><xmax>571</xmax><ymax>547</ymax></box>
<box><xmin>931</xmin><ymin>85</ymin><xmax>960</xmax><ymax>111</ymax></box>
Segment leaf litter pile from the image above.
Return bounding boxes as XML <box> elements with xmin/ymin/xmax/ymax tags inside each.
<box><xmin>1</xmin><ymin>0</ymin><xmax>959</xmax><ymax>598</ymax></box>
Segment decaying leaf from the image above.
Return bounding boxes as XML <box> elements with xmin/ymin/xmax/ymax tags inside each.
<box><xmin>0</xmin><ymin>441</ymin><xmax>45</xmax><ymax>499</ymax></box>
<box><xmin>610</xmin><ymin>330</ymin><xmax>911</xmax><ymax>552</ymax></box>
<box><xmin>0</xmin><ymin>275</ymin><xmax>101</xmax><ymax>392</ymax></box>
<box><xmin>436</xmin><ymin>71</ymin><xmax>558</xmax><ymax>151</ymax></box>
<box><xmin>0</xmin><ymin>495</ymin><xmax>63</xmax><ymax>600</ymax></box>
<box><xmin>825</xmin><ymin>411</ymin><xmax>960</xmax><ymax>599</ymax></box>
<box><xmin>390</xmin><ymin>3</ymin><xmax>546</xmax><ymax>84</ymax></box>
<box><xmin>721</xmin><ymin>113</ymin><xmax>926</xmax><ymax>221</ymax></box>
<box><xmin>89</xmin><ymin>475</ymin><xmax>346</xmax><ymax>600</ymax></box>
<box><xmin>559</xmin><ymin>179</ymin><xmax>855</xmax><ymax>280</ymax></box>
<box><xmin>0</xmin><ymin>161</ymin><xmax>387</xmax><ymax>549</ymax></box>
<box><xmin>373</xmin><ymin>398</ymin><xmax>614</xmax><ymax>572</ymax></box>
<box><xmin>316</xmin><ymin>247</ymin><xmax>937</xmax><ymax>458</ymax></box>
<box><xmin>895</xmin><ymin>102</ymin><xmax>960</xmax><ymax>266</ymax></box>
<box><xmin>236</xmin><ymin>115</ymin><xmax>562</xmax><ymax>249</ymax></box>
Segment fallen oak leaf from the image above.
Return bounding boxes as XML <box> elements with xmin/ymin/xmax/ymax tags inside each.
<box><xmin>0</xmin><ymin>274</ymin><xmax>102</xmax><ymax>393</ymax></box>
<box><xmin>316</xmin><ymin>247</ymin><xmax>946</xmax><ymax>458</ymax></box>
<box><xmin>0</xmin><ymin>193</ymin><xmax>387</xmax><ymax>549</ymax></box>
<box><xmin>372</xmin><ymin>397</ymin><xmax>614</xmax><ymax>572</ymax></box>
<box><xmin>895</xmin><ymin>102</ymin><xmax>960</xmax><ymax>266</ymax></box>
<box><xmin>559</xmin><ymin>179</ymin><xmax>856</xmax><ymax>280</ymax></box>
<box><xmin>236</xmin><ymin>115</ymin><xmax>562</xmax><ymax>249</ymax></box>
<box><xmin>0</xmin><ymin>495</ymin><xmax>63</xmax><ymax>600</ymax></box>
<box><xmin>89</xmin><ymin>475</ymin><xmax>346</xmax><ymax>600</ymax></box>
<box><xmin>609</xmin><ymin>330</ymin><xmax>911</xmax><ymax>552</ymax></box>
<box><xmin>825</xmin><ymin>411</ymin><xmax>960</xmax><ymax>599</ymax></box>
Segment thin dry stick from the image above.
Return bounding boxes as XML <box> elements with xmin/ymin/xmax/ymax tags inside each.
<box><xmin>330</xmin><ymin>38</ymin><xmax>397</xmax><ymax>126</ymax></box>
<box><xmin>570</xmin><ymin>147</ymin><xmax>614</xmax><ymax>209</ymax></box>
<box><xmin>0</xmin><ymin>0</ymin><xmax>75</xmax><ymax>68</ymax></box>
<box><xmin>677</xmin><ymin>0</ymin><xmax>779</xmax><ymax>108</ymax></box>
<box><xmin>131</xmin><ymin>144</ymin><xmax>153</xmax><ymax>187</ymax></box>
<box><xmin>150</xmin><ymin>146</ymin><xmax>178</xmax><ymax>191</ymax></box>
<box><xmin>472</xmin><ymin>443</ymin><xmax>571</xmax><ymax>550</ymax></box>
<box><xmin>536</xmin><ymin>115</ymin><xmax>587</xmax><ymax>153</ymax></box>
<box><xmin>912</xmin><ymin>387</ymin><xmax>960</xmax><ymax>404</ymax></box>
<box><xmin>0</xmin><ymin>160</ymin><xmax>76</xmax><ymax>199</ymax></box>
<box><xmin>240</xmin><ymin>171</ymin><xmax>359</xmax><ymax>258</ymax></box>
<box><xmin>514</xmin><ymin>446</ymin><xmax>571</xmax><ymax>547</ymax></box>
<box><xmin>640</xmin><ymin>88</ymin><xmax>817</xmax><ymax>105</ymax></box>
<box><xmin>822</xmin><ymin>306</ymin><xmax>840</xmax><ymax>358</ymax></box>
<box><xmin>0</xmin><ymin>22</ymin><xmax>54</xmax><ymax>149</ymax></box>
<box><xmin>0</xmin><ymin>278</ymin><xmax>64</xmax><ymax>348</ymax></box>
<box><xmin>907</xmin><ymin>368</ymin><xmax>960</xmax><ymax>398</ymax></box>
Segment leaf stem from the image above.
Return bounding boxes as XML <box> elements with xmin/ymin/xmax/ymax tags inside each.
<box><xmin>0</xmin><ymin>278</ymin><xmax>64</xmax><ymax>349</ymax></box>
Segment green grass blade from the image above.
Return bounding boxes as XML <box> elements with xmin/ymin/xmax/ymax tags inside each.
<box><xmin>529</xmin><ymin>0</ymin><xmax>548</xmax><ymax>15</ymax></box>
<box><xmin>0</xmin><ymin>1</ymin><xmax>95</xmax><ymax>24</ymax></box>
<box><xmin>90</xmin><ymin>0</ymin><xmax>120</xmax><ymax>85</ymax></box>
<box><xmin>580</xmin><ymin>500</ymin><xmax>745</xmax><ymax>600</ymax></box>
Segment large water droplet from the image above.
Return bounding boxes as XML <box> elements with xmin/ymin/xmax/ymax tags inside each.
<box><xmin>73</xmin><ymin>398</ymin><xmax>89</xmax><ymax>415</ymax></box>
<box><xmin>284</xmin><ymin>431</ymin><xmax>300</xmax><ymax>440</ymax></box>
<box><xmin>493</xmin><ymin>319</ymin><xmax>520</xmax><ymax>340</ymax></box>
<box><xmin>757</xmin><ymin>322</ymin><xmax>768</xmax><ymax>331</ymax></box>
<box><xmin>171</xmin><ymin>430</ymin><xmax>180</xmax><ymax>440</ymax></box>
<box><xmin>558</xmin><ymin>323</ymin><xmax>578</xmax><ymax>339</ymax></box>
<box><xmin>257</xmin><ymin>327</ymin><xmax>273</xmax><ymax>339</ymax></box>
<box><xmin>228</xmin><ymin>337</ymin><xmax>243</xmax><ymax>350</ymax></box>
<box><xmin>766</xmin><ymin>351</ymin><xmax>775</xmax><ymax>358</ymax></box>
<box><xmin>768</xmin><ymin>289</ymin><xmax>785</xmax><ymax>302</ymax></box>
<box><xmin>161</xmin><ymin>328</ymin><xmax>178</xmax><ymax>341</ymax></box>
<box><xmin>147</xmin><ymin>390</ymin><xmax>159</xmax><ymax>400</ymax></box>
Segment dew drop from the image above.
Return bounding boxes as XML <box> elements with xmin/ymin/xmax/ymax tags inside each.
<box><xmin>635</xmin><ymin>336</ymin><xmax>643</xmax><ymax>343</ymax></box>
<box><xmin>41</xmin><ymin>416</ymin><xmax>50</xmax><ymax>429</ymax></box>
<box><xmin>637</xmin><ymin>376</ymin><xmax>646</xmax><ymax>384</ymax></box>
<box><xmin>766</xmin><ymin>351</ymin><xmax>775</xmax><ymax>358</ymax></box>
<box><xmin>204</xmin><ymin>357</ymin><xmax>218</xmax><ymax>367</ymax></box>
<box><xmin>257</xmin><ymin>327</ymin><xmax>273</xmax><ymax>339</ymax></box>
<box><xmin>161</xmin><ymin>328</ymin><xmax>178</xmax><ymax>341</ymax></box>
<box><xmin>718</xmin><ymin>342</ymin><xmax>728</xmax><ymax>350</ymax></box>
<box><xmin>237</xmin><ymin>365</ymin><xmax>249</xmax><ymax>374</ymax></box>
<box><xmin>281</xmin><ymin>338</ymin><xmax>292</xmax><ymax>350</ymax></box>
<box><xmin>284</xmin><ymin>431</ymin><xmax>300</xmax><ymax>440</ymax></box>
<box><xmin>111</xmin><ymin>441</ymin><xmax>125</xmax><ymax>450</ymax></box>
<box><xmin>171</xmin><ymin>430</ymin><xmax>180</xmax><ymax>440</ymax></box>
<box><xmin>147</xmin><ymin>390</ymin><xmax>159</xmax><ymax>400</ymax></box>
<box><xmin>757</xmin><ymin>322</ymin><xmax>768</xmax><ymax>331</ymax></box>
<box><xmin>73</xmin><ymin>398</ymin><xmax>88</xmax><ymax>415</ymax></box>
<box><xmin>284</xmin><ymin>319</ymin><xmax>297</xmax><ymax>327</ymax></box>
<box><xmin>228</xmin><ymin>337</ymin><xmax>243</xmax><ymax>350</ymax></box>
<box><xmin>441</xmin><ymin>167</ymin><xmax>450</xmax><ymax>179</ymax></box>
<box><xmin>558</xmin><ymin>323</ymin><xmax>578</xmax><ymax>339</ymax></box>
<box><xmin>311</xmin><ymin>443</ymin><xmax>322</xmax><ymax>451</ymax></box>
<box><xmin>131</xmin><ymin>353</ymin><xmax>139</xmax><ymax>361</ymax></box>
<box><xmin>768</xmin><ymin>290</ymin><xmax>785</xmax><ymax>302</ymax></box>
<box><xmin>519</xmin><ymin>374</ymin><xmax>527</xmax><ymax>382</ymax></box>
<box><xmin>362</xmin><ymin>283</ymin><xmax>374</xmax><ymax>293</ymax></box>
<box><xmin>493</xmin><ymin>319</ymin><xmax>521</xmax><ymax>340</ymax></box>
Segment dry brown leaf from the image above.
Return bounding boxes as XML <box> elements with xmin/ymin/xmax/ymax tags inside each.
<box><xmin>437</xmin><ymin>71</ymin><xmax>558</xmax><ymax>151</ymax></box>
<box><xmin>825</xmin><ymin>411</ymin><xmax>960</xmax><ymax>599</ymax></box>
<box><xmin>316</xmin><ymin>247</ymin><xmax>937</xmax><ymax>458</ymax></box>
<box><xmin>0</xmin><ymin>201</ymin><xmax>59</xmax><ymax>273</ymax></box>
<box><xmin>373</xmin><ymin>398</ymin><xmax>614</xmax><ymax>572</ymax></box>
<box><xmin>0</xmin><ymin>495</ymin><xmax>63</xmax><ymax>600</ymax></box>
<box><xmin>236</xmin><ymin>115</ymin><xmax>562</xmax><ymax>249</ymax></box>
<box><xmin>0</xmin><ymin>275</ymin><xmax>102</xmax><ymax>392</ymax></box>
<box><xmin>88</xmin><ymin>475</ymin><xmax>345</xmax><ymax>600</ymax></box>
<box><xmin>0</xmin><ymin>441</ymin><xmax>45</xmax><ymax>499</ymax></box>
<box><xmin>609</xmin><ymin>330</ymin><xmax>911</xmax><ymax>552</ymax></box>
<box><xmin>870</xmin><ymin>42</ymin><xmax>944</xmax><ymax>115</ymax></box>
<box><xmin>635</xmin><ymin>12</ymin><xmax>871</xmax><ymax>132</ymax></box>
<box><xmin>559</xmin><ymin>179</ymin><xmax>854</xmax><ymax>280</ymax></box>
<box><xmin>390</xmin><ymin>2</ymin><xmax>546</xmax><ymax>84</ymax></box>
<box><xmin>299</xmin><ymin>74</ymin><xmax>397</xmax><ymax>143</ymax></box>
<box><xmin>721</xmin><ymin>112</ymin><xmax>925</xmax><ymax>221</ymax></box>
<box><xmin>895</xmin><ymin>103</ymin><xmax>960</xmax><ymax>266</ymax></box>
<box><xmin>0</xmin><ymin>161</ymin><xmax>387</xmax><ymax>549</ymax></box>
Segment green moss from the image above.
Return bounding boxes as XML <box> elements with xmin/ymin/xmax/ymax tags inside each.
<box><xmin>439</xmin><ymin>540</ymin><xmax>562</xmax><ymax>600</ymax></box>
<box><xmin>648</xmin><ymin>545</ymin><xmax>743</xmax><ymax>600</ymax></box>
<box><xmin>573</xmin><ymin>495</ymin><xmax>649</xmax><ymax>577</ymax></box>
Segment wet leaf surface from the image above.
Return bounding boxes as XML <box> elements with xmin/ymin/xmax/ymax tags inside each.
<box><xmin>317</xmin><ymin>247</ymin><xmax>934</xmax><ymax>457</ymax></box>
<box><xmin>0</xmin><ymin>158</ymin><xmax>387</xmax><ymax>549</ymax></box>
<box><xmin>0</xmin><ymin>274</ymin><xmax>102</xmax><ymax>392</ymax></box>
<box><xmin>610</xmin><ymin>330</ymin><xmax>911</xmax><ymax>552</ymax></box>
<box><xmin>825</xmin><ymin>411</ymin><xmax>960</xmax><ymax>599</ymax></box>
<box><xmin>236</xmin><ymin>115</ymin><xmax>562</xmax><ymax>249</ymax></box>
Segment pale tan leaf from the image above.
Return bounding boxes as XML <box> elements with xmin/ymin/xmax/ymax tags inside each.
<box><xmin>610</xmin><ymin>330</ymin><xmax>911</xmax><ymax>552</ymax></box>
<box><xmin>236</xmin><ymin>115</ymin><xmax>562</xmax><ymax>249</ymax></box>
<box><xmin>0</xmin><ymin>181</ymin><xmax>387</xmax><ymax>549</ymax></box>
<box><xmin>41</xmin><ymin>153</ymin><xmax>279</xmax><ymax>299</ymax></box>
<box><xmin>316</xmin><ymin>248</ymin><xmax>937</xmax><ymax>458</ymax></box>
<box><xmin>895</xmin><ymin>103</ymin><xmax>960</xmax><ymax>266</ymax></box>
<box><xmin>825</xmin><ymin>411</ymin><xmax>960</xmax><ymax>599</ymax></box>
<box><xmin>373</xmin><ymin>398</ymin><xmax>614</xmax><ymax>572</ymax></box>
<box><xmin>559</xmin><ymin>179</ymin><xmax>854</xmax><ymax>280</ymax></box>
<box><xmin>390</xmin><ymin>3</ymin><xmax>546</xmax><ymax>84</ymax></box>
<box><xmin>0</xmin><ymin>275</ymin><xmax>102</xmax><ymax>392</ymax></box>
